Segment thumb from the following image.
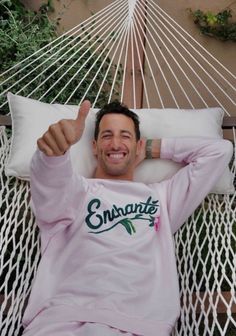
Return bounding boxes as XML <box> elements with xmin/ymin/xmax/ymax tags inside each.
<box><xmin>76</xmin><ymin>100</ymin><xmax>91</xmax><ymax>123</ymax></box>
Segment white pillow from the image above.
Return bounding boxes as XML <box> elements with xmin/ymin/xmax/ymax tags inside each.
<box><xmin>6</xmin><ymin>92</ymin><xmax>234</xmax><ymax>194</ymax></box>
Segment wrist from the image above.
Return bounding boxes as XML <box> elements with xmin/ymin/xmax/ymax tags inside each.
<box><xmin>146</xmin><ymin>139</ymin><xmax>153</xmax><ymax>159</ymax></box>
<box><xmin>146</xmin><ymin>139</ymin><xmax>161</xmax><ymax>159</ymax></box>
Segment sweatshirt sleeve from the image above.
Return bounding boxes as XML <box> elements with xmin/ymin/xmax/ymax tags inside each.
<box><xmin>30</xmin><ymin>149</ymin><xmax>86</xmax><ymax>237</ymax></box>
<box><xmin>158</xmin><ymin>137</ymin><xmax>233</xmax><ymax>234</ymax></box>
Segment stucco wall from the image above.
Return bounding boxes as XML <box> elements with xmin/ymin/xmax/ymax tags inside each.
<box><xmin>21</xmin><ymin>0</ymin><xmax>235</xmax><ymax>127</ymax></box>
<box><xmin>156</xmin><ymin>0</ymin><xmax>236</xmax><ymax>74</ymax></box>
<box><xmin>22</xmin><ymin>0</ymin><xmax>236</xmax><ymax>73</ymax></box>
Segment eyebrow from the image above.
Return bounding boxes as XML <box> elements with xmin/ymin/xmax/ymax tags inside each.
<box><xmin>100</xmin><ymin>130</ymin><xmax>133</xmax><ymax>136</ymax></box>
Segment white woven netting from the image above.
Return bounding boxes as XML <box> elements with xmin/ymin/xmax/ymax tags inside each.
<box><xmin>0</xmin><ymin>125</ymin><xmax>235</xmax><ymax>336</ymax></box>
<box><xmin>0</xmin><ymin>127</ymin><xmax>40</xmax><ymax>336</ymax></box>
<box><xmin>0</xmin><ymin>0</ymin><xmax>235</xmax><ymax>335</ymax></box>
<box><xmin>173</xmin><ymin>191</ymin><xmax>236</xmax><ymax>336</ymax></box>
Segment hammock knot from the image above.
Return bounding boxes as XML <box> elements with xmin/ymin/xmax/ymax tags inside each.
<box><xmin>128</xmin><ymin>0</ymin><xmax>138</xmax><ymax>21</ymax></box>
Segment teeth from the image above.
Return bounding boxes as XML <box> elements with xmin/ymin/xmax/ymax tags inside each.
<box><xmin>109</xmin><ymin>153</ymin><xmax>124</xmax><ymax>159</ymax></box>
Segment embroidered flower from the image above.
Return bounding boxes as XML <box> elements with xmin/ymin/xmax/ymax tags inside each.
<box><xmin>154</xmin><ymin>216</ymin><xmax>160</xmax><ymax>232</ymax></box>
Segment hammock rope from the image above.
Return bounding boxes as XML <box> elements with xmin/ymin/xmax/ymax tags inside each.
<box><xmin>0</xmin><ymin>0</ymin><xmax>235</xmax><ymax>112</ymax></box>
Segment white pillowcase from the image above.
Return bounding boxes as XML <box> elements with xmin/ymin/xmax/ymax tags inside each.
<box><xmin>6</xmin><ymin>92</ymin><xmax>234</xmax><ymax>194</ymax></box>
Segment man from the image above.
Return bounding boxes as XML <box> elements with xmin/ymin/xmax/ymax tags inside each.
<box><xmin>22</xmin><ymin>100</ymin><xmax>232</xmax><ymax>336</ymax></box>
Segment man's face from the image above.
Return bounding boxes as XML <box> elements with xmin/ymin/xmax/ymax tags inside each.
<box><xmin>93</xmin><ymin>113</ymin><xmax>141</xmax><ymax>180</ymax></box>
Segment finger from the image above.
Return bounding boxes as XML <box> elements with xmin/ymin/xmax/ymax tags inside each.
<box><xmin>59</xmin><ymin>119</ymin><xmax>77</xmax><ymax>145</ymax></box>
<box><xmin>42</xmin><ymin>131</ymin><xmax>65</xmax><ymax>156</ymax></box>
<box><xmin>49</xmin><ymin>122</ymin><xmax>71</xmax><ymax>151</ymax></box>
<box><xmin>37</xmin><ymin>138</ymin><xmax>54</xmax><ymax>156</ymax></box>
<box><xmin>76</xmin><ymin>100</ymin><xmax>91</xmax><ymax>123</ymax></box>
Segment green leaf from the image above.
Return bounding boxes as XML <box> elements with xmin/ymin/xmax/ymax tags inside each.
<box><xmin>130</xmin><ymin>221</ymin><xmax>136</xmax><ymax>233</ymax></box>
<box><xmin>119</xmin><ymin>218</ymin><xmax>135</xmax><ymax>235</ymax></box>
<box><xmin>148</xmin><ymin>216</ymin><xmax>155</xmax><ymax>227</ymax></box>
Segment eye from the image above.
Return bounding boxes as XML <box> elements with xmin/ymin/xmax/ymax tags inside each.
<box><xmin>122</xmin><ymin>134</ymin><xmax>131</xmax><ymax>139</ymax></box>
<box><xmin>101</xmin><ymin>134</ymin><xmax>111</xmax><ymax>139</ymax></box>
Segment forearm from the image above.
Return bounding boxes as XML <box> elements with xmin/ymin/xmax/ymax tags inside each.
<box><xmin>160</xmin><ymin>137</ymin><xmax>233</xmax><ymax>164</ymax></box>
<box><xmin>147</xmin><ymin>137</ymin><xmax>232</xmax><ymax>163</ymax></box>
<box><xmin>30</xmin><ymin>149</ymin><xmax>75</xmax><ymax>225</ymax></box>
<box><xmin>159</xmin><ymin>137</ymin><xmax>233</xmax><ymax>233</ymax></box>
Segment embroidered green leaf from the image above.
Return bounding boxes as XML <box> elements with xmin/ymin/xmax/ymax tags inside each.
<box><xmin>149</xmin><ymin>216</ymin><xmax>155</xmax><ymax>227</ymax></box>
<box><xmin>119</xmin><ymin>218</ymin><xmax>136</xmax><ymax>235</ymax></box>
<box><xmin>130</xmin><ymin>221</ymin><xmax>136</xmax><ymax>233</ymax></box>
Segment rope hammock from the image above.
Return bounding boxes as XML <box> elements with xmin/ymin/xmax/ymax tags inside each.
<box><xmin>0</xmin><ymin>0</ymin><xmax>235</xmax><ymax>335</ymax></box>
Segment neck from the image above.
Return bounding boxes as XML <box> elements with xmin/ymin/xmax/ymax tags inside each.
<box><xmin>93</xmin><ymin>168</ymin><xmax>134</xmax><ymax>181</ymax></box>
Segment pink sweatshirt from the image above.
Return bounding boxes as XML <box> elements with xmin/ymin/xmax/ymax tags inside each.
<box><xmin>23</xmin><ymin>137</ymin><xmax>232</xmax><ymax>336</ymax></box>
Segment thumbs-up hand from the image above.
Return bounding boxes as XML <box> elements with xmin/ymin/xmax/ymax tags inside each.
<box><xmin>37</xmin><ymin>100</ymin><xmax>91</xmax><ymax>156</ymax></box>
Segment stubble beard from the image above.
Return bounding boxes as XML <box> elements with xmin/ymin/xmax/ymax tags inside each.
<box><xmin>99</xmin><ymin>150</ymin><xmax>136</xmax><ymax>177</ymax></box>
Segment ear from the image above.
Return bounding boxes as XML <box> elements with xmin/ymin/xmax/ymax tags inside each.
<box><xmin>92</xmin><ymin>139</ymin><xmax>98</xmax><ymax>156</ymax></box>
<box><xmin>136</xmin><ymin>138</ymin><xmax>145</xmax><ymax>156</ymax></box>
<box><xmin>134</xmin><ymin>138</ymin><xmax>146</xmax><ymax>167</ymax></box>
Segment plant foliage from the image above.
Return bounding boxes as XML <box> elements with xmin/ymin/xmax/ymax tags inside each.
<box><xmin>0</xmin><ymin>0</ymin><xmax>122</xmax><ymax>113</ymax></box>
<box><xmin>0</xmin><ymin>0</ymin><xmax>56</xmax><ymax>72</ymax></box>
<box><xmin>189</xmin><ymin>8</ymin><xmax>236</xmax><ymax>42</ymax></box>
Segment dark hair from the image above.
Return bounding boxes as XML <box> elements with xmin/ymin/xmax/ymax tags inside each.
<box><xmin>94</xmin><ymin>101</ymin><xmax>140</xmax><ymax>140</ymax></box>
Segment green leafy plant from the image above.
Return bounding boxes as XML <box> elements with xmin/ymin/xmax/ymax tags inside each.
<box><xmin>0</xmin><ymin>0</ymin><xmax>122</xmax><ymax>113</ymax></box>
<box><xmin>189</xmin><ymin>7</ymin><xmax>236</xmax><ymax>42</ymax></box>
<box><xmin>0</xmin><ymin>0</ymin><xmax>57</xmax><ymax>72</ymax></box>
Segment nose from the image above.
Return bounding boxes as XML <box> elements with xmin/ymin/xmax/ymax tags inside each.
<box><xmin>110</xmin><ymin>136</ymin><xmax>121</xmax><ymax>150</ymax></box>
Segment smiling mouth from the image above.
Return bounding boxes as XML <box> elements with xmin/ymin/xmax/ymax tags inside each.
<box><xmin>107</xmin><ymin>152</ymin><xmax>127</xmax><ymax>162</ymax></box>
